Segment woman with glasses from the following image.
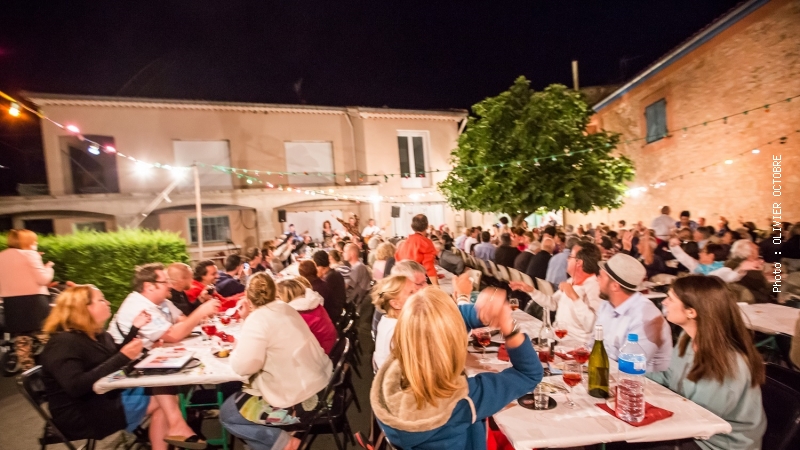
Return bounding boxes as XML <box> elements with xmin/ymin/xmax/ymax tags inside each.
<box><xmin>40</xmin><ymin>285</ymin><xmax>207</xmax><ymax>450</ymax></box>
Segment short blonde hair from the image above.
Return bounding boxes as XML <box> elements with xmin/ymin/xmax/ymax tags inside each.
<box><xmin>42</xmin><ymin>285</ymin><xmax>102</xmax><ymax>339</ymax></box>
<box><xmin>247</xmin><ymin>272</ymin><xmax>277</xmax><ymax>307</ymax></box>
<box><xmin>276</xmin><ymin>277</ymin><xmax>311</xmax><ymax>303</ymax></box>
<box><xmin>375</xmin><ymin>242</ymin><xmax>396</xmax><ymax>261</ymax></box>
<box><xmin>392</xmin><ymin>287</ymin><xmax>468</xmax><ymax>409</ymax></box>
<box><xmin>371</xmin><ymin>275</ymin><xmax>408</xmax><ymax>312</ymax></box>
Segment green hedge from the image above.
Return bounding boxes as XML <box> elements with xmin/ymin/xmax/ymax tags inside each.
<box><xmin>0</xmin><ymin>229</ymin><xmax>189</xmax><ymax>310</ymax></box>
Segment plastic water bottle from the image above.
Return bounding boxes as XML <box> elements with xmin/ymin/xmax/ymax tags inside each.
<box><xmin>616</xmin><ymin>334</ymin><xmax>646</xmax><ymax>423</ymax></box>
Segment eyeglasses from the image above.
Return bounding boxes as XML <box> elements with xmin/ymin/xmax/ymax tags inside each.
<box><xmin>152</xmin><ymin>280</ymin><xmax>170</xmax><ymax>285</ymax></box>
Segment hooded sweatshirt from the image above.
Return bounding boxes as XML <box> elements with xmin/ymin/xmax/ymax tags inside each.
<box><xmin>288</xmin><ymin>288</ymin><xmax>338</xmax><ymax>355</ymax></box>
<box><xmin>371</xmin><ymin>317</ymin><xmax>543</xmax><ymax>449</ymax></box>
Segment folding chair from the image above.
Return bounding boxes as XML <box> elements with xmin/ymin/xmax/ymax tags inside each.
<box><xmin>17</xmin><ymin>366</ymin><xmax>97</xmax><ymax>450</ymax></box>
<box><xmin>508</xmin><ymin>268</ymin><xmax>523</xmax><ymax>283</ymax></box>
<box><xmin>267</xmin><ymin>338</ymin><xmax>353</xmax><ymax>450</ymax></box>
<box><xmin>762</xmin><ymin>366</ymin><xmax>800</xmax><ymax>450</ymax></box>
<box><xmin>495</xmin><ymin>265</ymin><xmax>511</xmax><ymax>283</ymax></box>
<box><xmin>520</xmin><ymin>272</ymin><xmax>535</xmax><ymax>290</ymax></box>
<box><xmin>487</xmin><ymin>261</ymin><xmax>501</xmax><ymax>280</ymax></box>
<box><xmin>477</xmin><ymin>259</ymin><xmax>493</xmax><ymax>279</ymax></box>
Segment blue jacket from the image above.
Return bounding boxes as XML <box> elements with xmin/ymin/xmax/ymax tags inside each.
<box><xmin>371</xmin><ymin>305</ymin><xmax>543</xmax><ymax>450</ymax></box>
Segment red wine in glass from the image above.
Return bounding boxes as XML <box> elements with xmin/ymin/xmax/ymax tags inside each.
<box><xmin>219</xmin><ymin>315</ymin><xmax>231</xmax><ymax>325</ymax></box>
<box><xmin>572</xmin><ymin>348</ymin><xmax>590</xmax><ymax>364</ymax></box>
<box><xmin>538</xmin><ymin>349</ymin><xmax>553</xmax><ymax>363</ymax></box>
<box><xmin>563</xmin><ymin>372</ymin><xmax>582</xmax><ymax>387</ymax></box>
<box><xmin>477</xmin><ymin>335</ymin><xmax>492</xmax><ymax>347</ymax></box>
<box><xmin>555</xmin><ymin>329</ymin><xmax>568</xmax><ymax>339</ymax></box>
<box><xmin>510</xmin><ymin>304</ymin><xmax>519</xmax><ymax>311</ymax></box>
<box><xmin>201</xmin><ymin>324</ymin><xmax>217</xmax><ymax>336</ymax></box>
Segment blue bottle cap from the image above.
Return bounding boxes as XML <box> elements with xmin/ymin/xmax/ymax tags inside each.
<box><xmin>627</xmin><ymin>333</ymin><xmax>639</xmax><ymax>342</ymax></box>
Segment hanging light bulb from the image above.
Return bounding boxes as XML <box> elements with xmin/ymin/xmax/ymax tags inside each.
<box><xmin>87</xmin><ymin>145</ymin><xmax>100</xmax><ymax>155</ymax></box>
<box><xmin>104</xmin><ymin>145</ymin><xmax>117</xmax><ymax>154</ymax></box>
<box><xmin>66</xmin><ymin>124</ymin><xmax>80</xmax><ymax>134</ymax></box>
<box><xmin>8</xmin><ymin>102</ymin><xmax>21</xmax><ymax>117</ymax></box>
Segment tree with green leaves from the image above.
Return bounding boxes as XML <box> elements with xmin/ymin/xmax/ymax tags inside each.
<box><xmin>439</xmin><ymin>77</ymin><xmax>634</xmax><ymax>222</ymax></box>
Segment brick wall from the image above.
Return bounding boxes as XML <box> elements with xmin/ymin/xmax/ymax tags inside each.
<box><xmin>566</xmin><ymin>0</ymin><xmax>800</xmax><ymax>231</ymax></box>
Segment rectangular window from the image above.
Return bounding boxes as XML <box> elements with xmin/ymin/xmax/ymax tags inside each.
<box><xmin>284</xmin><ymin>142</ymin><xmax>335</xmax><ymax>186</ymax></box>
<box><xmin>645</xmin><ymin>99</ymin><xmax>667</xmax><ymax>143</ymax></box>
<box><xmin>397</xmin><ymin>131</ymin><xmax>430</xmax><ymax>188</ymax></box>
<box><xmin>188</xmin><ymin>216</ymin><xmax>230</xmax><ymax>244</ymax></box>
<box><xmin>173</xmin><ymin>141</ymin><xmax>233</xmax><ymax>189</ymax></box>
<box><xmin>73</xmin><ymin>221</ymin><xmax>107</xmax><ymax>233</ymax></box>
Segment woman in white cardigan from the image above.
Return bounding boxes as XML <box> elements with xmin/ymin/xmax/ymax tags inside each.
<box><xmin>220</xmin><ymin>272</ymin><xmax>332</xmax><ymax>450</ymax></box>
<box><xmin>0</xmin><ymin>229</ymin><xmax>54</xmax><ymax>370</ymax></box>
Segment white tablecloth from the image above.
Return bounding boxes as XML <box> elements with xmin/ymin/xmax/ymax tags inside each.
<box><xmin>94</xmin><ymin>325</ymin><xmax>246</xmax><ymax>394</ymax></box>
<box><xmin>740</xmin><ymin>303</ymin><xmax>800</xmax><ymax>336</ymax></box>
<box><xmin>465</xmin><ymin>333</ymin><xmax>731</xmax><ymax>448</ymax></box>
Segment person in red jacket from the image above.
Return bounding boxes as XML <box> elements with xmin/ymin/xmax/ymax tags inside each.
<box><xmin>395</xmin><ymin>214</ymin><xmax>439</xmax><ymax>286</ymax></box>
<box><xmin>276</xmin><ymin>277</ymin><xmax>337</xmax><ymax>355</ymax></box>
<box><xmin>186</xmin><ymin>260</ymin><xmax>243</xmax><ymax>311</ymax></box>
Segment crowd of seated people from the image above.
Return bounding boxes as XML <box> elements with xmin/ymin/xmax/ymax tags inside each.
<box><xmin>8</xmin><ymin>207</ymin><xmax>800</xmax><ymax>450</ymax></box>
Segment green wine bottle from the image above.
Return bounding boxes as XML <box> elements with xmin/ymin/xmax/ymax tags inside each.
<box><xmin>588</xmin><ymin>324</ymin><xmax>610</xmax><ymax>398</ymax></box>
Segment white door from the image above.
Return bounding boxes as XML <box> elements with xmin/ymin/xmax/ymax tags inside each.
<box><xmin>173</xmin><ymin>140</ymin><xmax>233</xmax><ymax>189</ymax></box>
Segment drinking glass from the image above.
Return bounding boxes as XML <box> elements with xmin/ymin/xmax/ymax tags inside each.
<box><xmin>553</xmin><ymin>321</ymin><xmax>568</xmax><ymax>340</ymax></box>
<box><xmin>509</xmin><ymin>298</ymin><xmax>519</xmax><ymax>311</ymax></box>
<box><xmin>533</xmin><ymin>384</ymin><xmax>549</xmax><ymax>410</ymax></box>
<box><xmin>201</xmin><ymin>318</ymin><xmax>217</xmax><ymax>340</ymax></box>
<box><xmin>475</xmin><ymin>329</ymin><xmax>492</xmax><ymax>363</ymax></box>
<box><xmin>562</xmin><ymin>361</ymin><xmax>582</xmax><ymax>409</ymax></box>
<box><xmin>571</xmin><ymin>344</ymin><xmax>590</xmax><ymax>365</ymax></box>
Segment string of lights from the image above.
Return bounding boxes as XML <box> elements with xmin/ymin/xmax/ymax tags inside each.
<box><xmin>2</xmin><ymin>89</ymin><xmax>797</xmax><ymax>181</ymax></box>
<box><xmin>625</xmin><ymin>128</ymin><xmax>799</xmax><ymax>197</ymax></box>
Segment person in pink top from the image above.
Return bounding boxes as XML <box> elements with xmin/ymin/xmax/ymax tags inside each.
<box><xmin>276</xmin><ymin>277</ymin><xmax>337</xmax><ymax>355</ymax></box>
<box><xmin>0</xmin><ymin>229</ymin><xmax>55</xmax><ymax>370</ymax></box>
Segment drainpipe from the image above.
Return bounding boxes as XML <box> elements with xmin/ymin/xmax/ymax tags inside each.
<box><xmin>345</xmin><ymin>111</ymin><xmax>358</xmax><ymax>185</ymax></box>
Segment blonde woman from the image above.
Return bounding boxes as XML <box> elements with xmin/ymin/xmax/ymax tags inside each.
<box><xmin>221</xmin><ymin>273</ymin><xmax>332</xmax><ymax>450</ymax></box>
<box><xmin>276</xmin><ymin>276</ymin><xmax>337</xmax><ymax>355</ymax></box>
<box><xmin>371</xmin><ymin>276</ymin><xmax>415</xmax><ymax>370</ymax></box>
<box><xmin>0</xmin><ymin>229</ymin><xmax>55</xmax><ymax>370</ymax></box>
<box><xmin>371</xmin><ymin>287</ymin><xmax>543</xmax><ymax>449</ymax></box>
<box><xmin>371</xmin><ymin>242</ymin><xmax>396</xmax><ymax>280</ymax></box>
<box><xmin>39</xmin><ymin>285</ymin><xmax>204</xmax><ymax>450</ymax></box>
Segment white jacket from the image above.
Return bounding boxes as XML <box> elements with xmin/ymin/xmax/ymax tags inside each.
<box><xmin>230</xmin><ymin>300</ymin><xmax>332</xmax><ymax>407</ymax></box>
<box><xmin>287</xmin><ymin>288</ymin><xmax>324</xmax><ymax>311</ymax></box>
<box><xmin>527</xmin><ymin>275</ymin><xmax>601</xmax><ymax>346</ymax></box>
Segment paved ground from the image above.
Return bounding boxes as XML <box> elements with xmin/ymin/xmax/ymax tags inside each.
<box><xmin>0</xmin><ymin>326</ymin><xmax>375</xmax><ymax>450</ymax></box>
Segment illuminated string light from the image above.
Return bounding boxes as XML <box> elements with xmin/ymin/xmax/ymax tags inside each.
<box><xmin>87</xmin><ymin>145</ymin><xmax>100</xmax><ymax>155</ymax></box>
<box><xmin>65</xmin><ymin>124</ymin><xmax>80</xmax><ymax>133</ymax></box>
<box><xmin>8</xmin><ymin>102</ymin><xmax>20</xmax><ymax>117</ymax></box>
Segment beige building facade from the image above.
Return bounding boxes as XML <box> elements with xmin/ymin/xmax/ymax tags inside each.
<box><xmin>0</xmin><ymin>94</ymin><xmax>470</xmax><ymax>257</ymax></box>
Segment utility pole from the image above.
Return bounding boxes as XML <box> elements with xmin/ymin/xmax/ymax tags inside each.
<box><xmin>193</xmin><ymin>164</ymin><xmax>203</xmax><ymax>260</ymax></box>
<box><xmin>572</xmin><ymin>60</ymin><xmax>579</xmax><ymax>91</ymax></box>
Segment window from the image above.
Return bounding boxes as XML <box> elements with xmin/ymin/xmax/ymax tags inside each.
<box><xmin>284</xmin><ymin>142</ymin><xmax>335</xmax><ymax>186</ymax></box>
<box><xmin>173</xmin><ymin>141</ymin><xmax>233</xmax><ymax>189</ymax></box>
<box><xmin>74</xmin><ymin>221</ymin><xmax>107</xmax><ymax>232</ymax></box>
<box><xmin>188</xmin><ymin>216</ymin><xmax>230</xmax><ymax>244</ymax></box>
<box><xmin>397</xmin><ymin>131</ymin><xmax>430</xmax><ymax>188</ymax></box>
<box><xmin>65</xmin><ymin>135</ymin><xmax>120</xmax><ymax>194</ymax></box>
<box><xmin>645</xmin><ymin>99</ymin><xmax>667</xmax><ymax>143</ymax></box>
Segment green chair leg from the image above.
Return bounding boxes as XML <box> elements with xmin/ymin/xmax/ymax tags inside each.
<box><xmin>178</xmin><ymin>385</ymin><xmax>229</xmax><ymax>450</ymax></box>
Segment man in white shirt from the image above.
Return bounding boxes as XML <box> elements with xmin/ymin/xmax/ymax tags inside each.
<box><xmin>455</xmin><ymin>228</ymin><xmax>469</xmax><ymax>251</ymax></box>
<box><xmin>362</xmin><ymin>219</ymin><xmax>382</xmax><ymax>239</ymax></box>
<box><xmin>595</xmin><ymin>253</ymin><xmax>672</xmax><ymax>372</ymax></box>
<box><xmin>650</xmin><ymin>205</ymin><xmax>676</xmax><ymax>241</ymax></box>
<box><xmin>464</xmin><ymin>227</ymin><xmax>480</xmax><ymax>254</ymax></box>
<box><xmin>510</xmin><ymin>241</ymin><xmax>603</xmax><ymax>346</ymax></box>
<box><xmin>109</xmin><ymin>263</ymin><xmax>220</xmax><ymax>349</ymax></box>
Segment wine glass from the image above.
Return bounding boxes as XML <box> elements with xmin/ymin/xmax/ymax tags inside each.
<box><xmin>201</xmin><ymin>318</ymin><xmax>217</xmax><ymax>340</ymax></box>
<box><xmin>475</xmin><ymin>329</ymin><xmax>492</xmax><ymax>363</ymax></box>
<box><xmin>562</xmin><ymin>361</ymin><xmax>582</xmax><ymax>409</ymax></box>
<box><xmin>509</xmin><ymin>298</ymin><xmax>519</xmax><ymax>311</ymax></box>
<box><xmin>553</xmin><ymin>321</ymin><xmax>568</xmax><ymax>341</ymax></box>
<box><xmin>571</xmin><ymin>344</ymin><xmax>590</xmax><ymax>365</ymax></box>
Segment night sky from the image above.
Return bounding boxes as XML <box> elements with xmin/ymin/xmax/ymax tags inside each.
<box><xmin>0</xmin><ymin>0</ymin><xmax>742</xmax><ymax>194</ymax></box>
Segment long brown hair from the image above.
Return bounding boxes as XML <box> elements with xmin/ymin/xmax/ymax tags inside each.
<box><xmin>672</xmin><ymin>276</ymin><xmax>764</xmax><ymax>387</ymax></box>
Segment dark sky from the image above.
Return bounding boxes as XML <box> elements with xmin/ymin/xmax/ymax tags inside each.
<box><xmin>0</xmin><ymin>0</ymin><xmax>742</xmax><ymax>194</ymax></box>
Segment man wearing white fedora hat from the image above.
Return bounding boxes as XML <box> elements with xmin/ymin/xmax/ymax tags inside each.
<box><xmin>596</xmin><ymin>253</ymin><xmax>673</xmax><ymax>372</ymax></box>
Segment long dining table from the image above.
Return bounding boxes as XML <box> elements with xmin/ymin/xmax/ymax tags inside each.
<box><xmin>465</xmin><ymin>310</ymin><xmax>732</xmax><ymax>449</ymax></box>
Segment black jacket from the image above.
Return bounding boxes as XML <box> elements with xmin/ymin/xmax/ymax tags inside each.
<box><xmin>40</xmin><ymin>330</ymin><xmax>135</xmax><ymax>440</ymax></box>
<box><xmin>525</xmin><ymin>251</ymin><xmax>552</xmax><ymax>286</ymax></box>
<box><xmin>514</xmin><ymin>251</ymin><xmax>534</xmax><ymax>273</ymax></box>
<box><xmin>494</xmin><ymin>245</ymin><xmax>521</xmax><ymax>269</ymax></box>
<box><xmin>170</xmin><ymin>288</ymin><xmax>196</xmax><ymax>316</ymax></box>
<box><xmin>321</xmin><ymin>269</ymin><xmax>347</xmax><ymax>320</ymax></box>
<box><xmin>215</xmin><ymin>272</ymin><xmax>245</xmax><ymax>297</ymax></box>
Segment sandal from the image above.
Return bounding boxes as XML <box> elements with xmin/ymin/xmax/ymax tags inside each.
<box><xmin>164</xmin><ymin>434</ymin><xmax>207</xmax><ymax>449</ymax></box>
